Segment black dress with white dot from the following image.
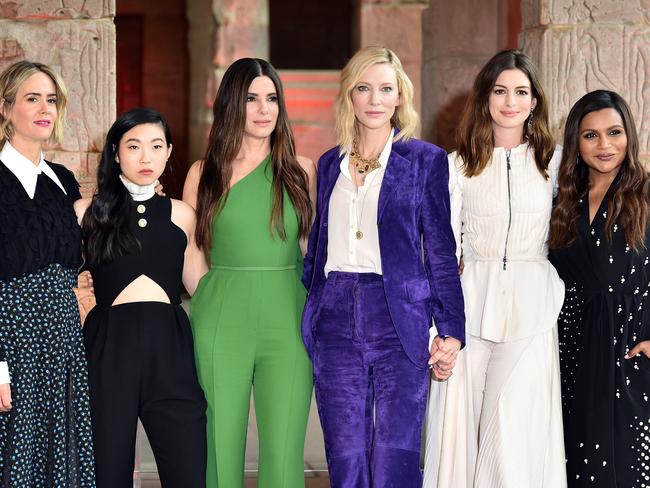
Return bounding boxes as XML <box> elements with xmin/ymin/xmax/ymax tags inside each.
<box><xmin>0</xmin><ymin>161</ymin><xmax>95</xmax><ymax>486</ymax></box>
<box><xmin>550</xmin><ymin>191</ymin><xmax>650</xmax><ymax>488</ymax></box>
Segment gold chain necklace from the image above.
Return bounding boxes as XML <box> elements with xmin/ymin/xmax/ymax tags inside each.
<box><xmin>354</xmin><ymin>186</ymin><xmax>369</xmax><ymax>240</ymax></box>
<box><xmin>350</xmin><ymin>140</ymin><xmax>381</xmax><ymax>174</ymax></box>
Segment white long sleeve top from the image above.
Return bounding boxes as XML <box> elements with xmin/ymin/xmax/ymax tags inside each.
<box><xmin>449</xmin><ymin>143</ymin><xmax>565</xmax><ymax>342</ymax></box>
<box><xmin>325</xmin><ymin>129</ymin><xmax>393</xmax><ymax>276</ymax></box>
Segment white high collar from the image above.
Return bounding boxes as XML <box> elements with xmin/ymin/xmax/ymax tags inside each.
<box><xmin>119</xmin><ymin>174</ymin><xmax>157</xmax><ymax>201</ymax></box>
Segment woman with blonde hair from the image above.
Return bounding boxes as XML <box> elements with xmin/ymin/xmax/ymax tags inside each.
<box><xmin>301</xmin><ymin>46</ymin><xmax>465</xmax><ymax>487</ymax></box>
<box><xmin>0</xmin><ymin>60</ymin><xmax>95</xmax><ymax>485</ymax></box>
<box><xmin>425</xmin><ymin>49</ymin><xmax>566</xmax><ymax>487</ymax></box>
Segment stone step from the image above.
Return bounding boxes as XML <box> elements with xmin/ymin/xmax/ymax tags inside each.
<box><xmin>279</xmin><ymin>70</ymin><xmax>339</xmax><ymax>161</ymax></box>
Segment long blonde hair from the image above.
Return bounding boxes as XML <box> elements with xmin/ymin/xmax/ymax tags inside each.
<box><xmin>0</xmin><ymin>60</ymin><xmax>68</xmax><ymax>146</ymax></box>
<box><xmin>334</xmin><ymin>47</ymin><xmax>418</xmax><ymax>151</ymax></box>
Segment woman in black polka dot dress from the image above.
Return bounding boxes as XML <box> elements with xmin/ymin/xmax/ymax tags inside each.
<box><xmin>0</xmin><ymin>61</ymin><xmax>95</xmax><ymax>485</ymax></box>
<box><xmin>549</xmin><ymin>90</ymin><xmax>650</xmax><ymax>487</ymax></box>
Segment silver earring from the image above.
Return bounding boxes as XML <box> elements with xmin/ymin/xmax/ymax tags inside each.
<box><xmin>527</xmin><ymin>110</ymin><xmax>534</xmax><ymax>132</ymax></box>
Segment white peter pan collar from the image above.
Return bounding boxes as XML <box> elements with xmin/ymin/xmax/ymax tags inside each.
<box><xmin>0</xmin><ymin>141</ymin><xmax>67</xmax><ymax>199</ymax></box>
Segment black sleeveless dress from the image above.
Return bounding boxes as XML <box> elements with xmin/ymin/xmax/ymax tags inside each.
<box><xmin>0</xmin><ymin>160</ymin><xmax>96</xmax><ymax>487</ymax></box>
<box><xmin>82</xmin><ymin>195</ymin><xmax>206</xmax><ymax>488</ymax></box>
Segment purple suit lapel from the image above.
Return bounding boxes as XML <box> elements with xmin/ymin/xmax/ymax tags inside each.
<box><xmin>378</xmin><ymin>141</ymin><xmax>410</xmax><ymax>221</ymax></box>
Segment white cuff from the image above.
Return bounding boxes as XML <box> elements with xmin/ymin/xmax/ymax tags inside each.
<box><xmin>428</xmin><ymin>324</ymin><xmax>439</xmax><ymax>353</ymax></box>
<box><xmin>0</xmin><ymin>362</ymin><xmax>9</xmax><ymax>384</ymax></box>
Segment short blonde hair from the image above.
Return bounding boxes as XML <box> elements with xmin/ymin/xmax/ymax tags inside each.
<box><xmin>0</xmin><ymin>60</ymin><xmax>68</xmax><ymax>146</ymax></box>
<box><xmin>335</xmin><ymin>47</ymin><xmax>419</xmax><ymax>151</ymax></box>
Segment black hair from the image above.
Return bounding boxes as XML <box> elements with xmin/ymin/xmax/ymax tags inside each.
<box><xmin>82</xmin><ymin>107</ymin><xmax>172</xmax><ymax>266</ymax></box>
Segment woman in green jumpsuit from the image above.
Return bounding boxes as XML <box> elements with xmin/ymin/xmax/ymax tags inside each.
<box><xmin>183</xmin><ymin>58</ymin><xmax>315</xmax><ymax>488</ymax></box>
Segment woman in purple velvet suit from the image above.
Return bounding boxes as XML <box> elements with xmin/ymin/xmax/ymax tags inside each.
<box><xmin>301</xmin><ymin>46</ymin><xmax>465</xmax><ymax>487</ymax></box>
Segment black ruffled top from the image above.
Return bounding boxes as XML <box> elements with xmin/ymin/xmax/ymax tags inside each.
<box><xmin>0</xmin><ymin>160</ymin><xmax>82</xmax><ymax>282</ymax></box>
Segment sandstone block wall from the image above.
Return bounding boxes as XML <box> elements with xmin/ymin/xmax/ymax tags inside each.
<box><xmin>0</xmin><ymin>0</ymin><xmax>116</xmax><ymax>194</ymax></box>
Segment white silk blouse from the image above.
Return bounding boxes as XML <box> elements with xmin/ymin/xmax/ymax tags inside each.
<box><xmin>324</xmin><ymin>130</ymin><xmax>393</xmax><ymax>276</ymax></box>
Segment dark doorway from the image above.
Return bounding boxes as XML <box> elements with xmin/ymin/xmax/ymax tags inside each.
<box><xmin>116</xmin><ymin>0</ymin><xmax>189</xmax><ymax>198</ymax></box>
<box><xmin>116</xmin><ymin>16</ymin><xmax>144</xmax><ymax>113</ymax></box>
<box><xmin>269</xmin><ymin>0</ymin><xmax>357</xmax><ymax>69</ymax></box>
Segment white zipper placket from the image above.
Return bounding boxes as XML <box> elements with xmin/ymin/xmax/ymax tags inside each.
<box><xmin>503</xmin><ymin>148</ymin><xmax>512</xmax><ymax>270</ymax></box>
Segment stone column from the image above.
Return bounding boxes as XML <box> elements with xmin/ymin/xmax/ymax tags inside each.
<box><xmin>360</xmin><ymin>0</ymin><xmax>427</xmax><ymax>123</ymax></box>
<box><xmin>520</xmin><ymin>0</ymin><xmax>650</xmax><ymax>160</ymax></box>
<box><xmin>187</xmin><ymin>0</ymin><xmax>269</xmax><ymax>162</ymax></box>
<box><xmin>0</xmin><ymin>0</ymin><xmax>116</xmax><ymax>194</ymax></box>
<box><xmin>420</xmin><ymin>0</ymin><xmax>516</xmax><ymax>149</ymax></box>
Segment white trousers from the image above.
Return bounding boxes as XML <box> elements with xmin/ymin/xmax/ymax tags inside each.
<box><xmin>424</xmin><ymin>328</ymin><xmax>567</xmax><ymax>488</ymax></box>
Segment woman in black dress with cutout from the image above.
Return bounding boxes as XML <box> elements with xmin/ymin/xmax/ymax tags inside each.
<box><xmin>75</xmin><ymin>108</ymin><xmax>207</xmax><ymax>487</ymax></box>
<box><xmin>549</xmin><ymin>90</ymin><xmax>650</xmax><ymax>487</ymax></box>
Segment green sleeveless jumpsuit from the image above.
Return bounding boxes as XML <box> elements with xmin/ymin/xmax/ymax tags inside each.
<box><xmin>190</xmin><ymin>155</ymin><xmax>313</xmax><ymax>487</ymax></box>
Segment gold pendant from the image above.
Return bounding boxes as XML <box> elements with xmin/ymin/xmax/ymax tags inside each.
<box><xmin>356</xmin><ymin>230</ymin><xmax>363</xmax><ymax>240</ymax></box>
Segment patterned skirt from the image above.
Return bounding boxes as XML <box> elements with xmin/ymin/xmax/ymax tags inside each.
<box><xmin>0</xmin><ymin>264</ymin><xmax>95</xmax><ymax>487</ymax></box>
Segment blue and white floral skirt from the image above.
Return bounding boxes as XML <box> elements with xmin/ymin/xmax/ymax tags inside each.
<box><xmin>0</xmin><ymin>263</ymin><xmax>95</xmax><ymax>487</ymax></box>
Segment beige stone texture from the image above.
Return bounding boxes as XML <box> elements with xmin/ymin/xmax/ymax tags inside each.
<box><xmin>0</xmin><ymin>18</ymin><xmax>115</xmax><ymax>189</ymax></box>
<box><xmin>521</xmin><ymin>0</ymin><xmax>650</xmax><ymax>159</ymax></box>
<box><xmin>0</xmin><ymin>36</ymin><xmax>25</xmax><ymax>60</ymax></box>
<box><xmin>0</xmin><ymin>0</ymin><xmax>114</xmax><ymax>19</ymax></box>
<box><xmin>45</xmin><ymin>150</ymin><xmax>101</xmax><ymax>196</ymax></box>
<box><xmin>522</xmin><ymin>0</ymin><xmax>649</xmax><ymax>28</ymax></box>
<box><xmin>212</xmin><ymin>0</ymin><xmax>268</xmax><ymax>66</ymax></box>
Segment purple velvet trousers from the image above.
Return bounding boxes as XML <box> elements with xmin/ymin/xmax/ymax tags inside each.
<box><xmin>312</xmin><ymin>272</ymin><xmax>428</xmax><ymax>488</ymax></box>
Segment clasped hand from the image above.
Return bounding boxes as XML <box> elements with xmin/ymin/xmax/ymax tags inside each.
<box><xmin>429</xmin><ymin>335</ymin><xmax>461</xmax><ymax>381</ymax></box>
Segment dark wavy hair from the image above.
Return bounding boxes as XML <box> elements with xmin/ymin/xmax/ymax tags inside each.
<box><xmin>195</xmin><ymin>58</ymin><xmax>312</xmax><ymax>254</ymax></box>
<box><xmin>82</xmin><ymin>107</ymin><xmax>172</xmax><ymax>266</ymax></box>
<box><xmin>549</xmin><ymin>90</ymin><xmax>648</xmax><ymax>250</ymax></box>
<box><xmin>457</xmin><ymin>49</ymin><xmax>555</xmax><ymax>178</ymax></box>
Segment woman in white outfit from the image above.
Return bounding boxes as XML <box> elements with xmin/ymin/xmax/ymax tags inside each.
<box><xmin>424</xmin><ymin>49</ymin><xmax>567</xmax><ymax>488</ymax></box>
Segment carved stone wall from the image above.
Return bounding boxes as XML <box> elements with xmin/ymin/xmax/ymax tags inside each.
<box><xmin>520</xmin><ymin>0</ymin><xmax>650</xmax><ymax>160</ymax></box>
<box><xmin>0</xmin><ymin>0</ymin><xmax>116</xmax><ymax>193</ymax></box>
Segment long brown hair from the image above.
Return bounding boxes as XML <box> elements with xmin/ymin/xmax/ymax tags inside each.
<box><xmin>549</xmin><ymin>90</ymin><xmax>649</xmax><ymax>250</ymax></box>
<box><xmin>457</xmin><ymin>49</ymin><xmax>555</xmax><ymax>178</ymax></box>
<box><xmin>195</xmin><ymin>58</ymin><xmax>312</xmax><ymax>253</ymax></box>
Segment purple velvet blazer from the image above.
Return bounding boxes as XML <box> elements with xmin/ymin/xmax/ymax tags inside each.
<box><xmin>301</xmin><ymin>137</ymin><xmax>465</xmax><ymax>368</ymax></box>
